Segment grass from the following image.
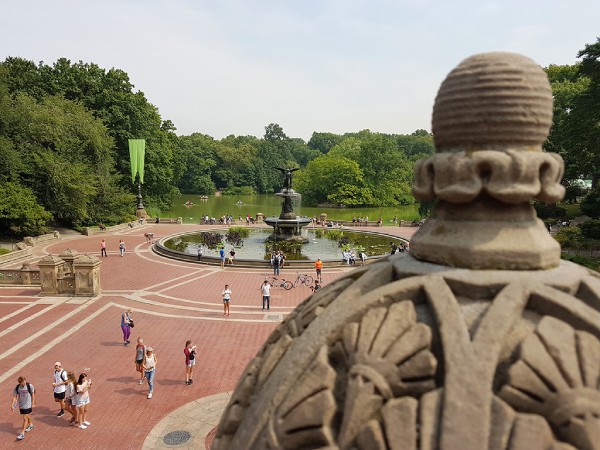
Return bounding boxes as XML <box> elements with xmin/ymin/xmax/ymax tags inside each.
<box><xmin>561</xmin><ymin>252</ymin><xmax>600</xmax><ymax>271</ymax></box>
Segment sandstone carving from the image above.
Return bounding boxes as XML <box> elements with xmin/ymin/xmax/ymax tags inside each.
<box><xmin>213</xmin><ymin>52</ymin><xmax>600</xmax><ymax>449</ymax></box>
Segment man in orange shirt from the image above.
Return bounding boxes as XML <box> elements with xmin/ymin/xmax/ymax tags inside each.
<box><xmin>315</xmin><ymin>258</ymin><xmax>323</xmax><ymax>283</ymax></box>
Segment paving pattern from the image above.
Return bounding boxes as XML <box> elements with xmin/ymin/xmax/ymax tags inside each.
<box><xmin>0</xmin><ymin>223</ymin><xmax>416</xmax><ymax>449</ymax></box>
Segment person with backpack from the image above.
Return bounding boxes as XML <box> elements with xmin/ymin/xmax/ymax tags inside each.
<box><xmin>272</xmin><ymin>251</ymin><xmax>282</xmax><ymax>276</ymax></box>
<box><xmin>52</xmin><ymin>362</ymin><xmax>68</xmax><ymax>417</ymax></box>
<box><xmin>12</xmin><ymin>376</ymin><xmax>35</xmax><ymax>440</ymax></box>
<box><xmin>184</xmin><ymin>340</ymin><xmax>197</xmax><ymax>385</ymax></box>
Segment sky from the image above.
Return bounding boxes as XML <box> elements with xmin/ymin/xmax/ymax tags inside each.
<box><xmin>1</xmin><ymin>0</ymin><xmax>599</xmax><ymax>141</ymax></box>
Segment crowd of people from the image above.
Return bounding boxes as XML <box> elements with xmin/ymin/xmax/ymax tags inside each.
<box><xmin>10</xmin><ymin>362</ymin><xmax>94</xmax><ymax>440</ymax></box>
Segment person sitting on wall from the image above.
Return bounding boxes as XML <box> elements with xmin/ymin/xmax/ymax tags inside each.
<box><xmin>98</xmin><ymin>223</ymin><xmax>106</xmax><ymax>232</ymax></box>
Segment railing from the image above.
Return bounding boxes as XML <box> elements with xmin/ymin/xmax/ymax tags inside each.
<box><xmin>0</xmin><ymin>268</ymin><xmax>40</xmax><ymax>285</ymax></box>
<box><xmin>84</xmin><ymin>218</ymin><xmax>183</xmax><ymax>235</ymax></box>
<box><xmin>23</xmin><ymin>232</ymin><xmax>61</xmax><ymax>246</ymax></box>
<box><xmin>0</xmin><ymin>248</ymin><xmax>32</xmax><ymax>265</ymax></box>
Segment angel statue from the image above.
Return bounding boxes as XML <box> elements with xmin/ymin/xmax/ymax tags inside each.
<box><xmin>274</xmin><ymin>167</ymin><xmax>300</xmax><ymax>191</ymax></box>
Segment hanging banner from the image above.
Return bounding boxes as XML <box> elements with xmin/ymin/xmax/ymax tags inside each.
<box><xmin>128</xmin><ymin>139</ymin><xmax>146</xmax><ymax>184</ymax></box>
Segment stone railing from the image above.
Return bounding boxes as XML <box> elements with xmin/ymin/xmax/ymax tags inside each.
<box><xmin>0</xmin><ymin>247</ymin><xmax>32</xmax><ymax>266</ymax></box>
<box><xmin>22</xmin><ymin>231</ymin><xmax>61</xmax><ymax>247</ymax></box>
<box><xmin>0</xmin><ymin>232</ymin><xmax>60</xmax><ymax>266</ymax></box>
<box><xmin>0</xmin><ymin>264</ymin><xmax>40</xmax><ymax>285</ymax></box>
<box><xmin>84</xmin><ymin>218</ymin><xmax>182</xmax><ymax>235</ymax></box>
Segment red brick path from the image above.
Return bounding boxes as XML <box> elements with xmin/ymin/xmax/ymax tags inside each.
<box><xmin>0</xmin><ymin>224</ymin><xmax>416</xmax><ymax>448</ymax></box>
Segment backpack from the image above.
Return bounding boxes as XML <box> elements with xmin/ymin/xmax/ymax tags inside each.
<box><xmin>15</xmin><ymin>382</ymin><xmax>32</xmax><ymax>396</ymax></box>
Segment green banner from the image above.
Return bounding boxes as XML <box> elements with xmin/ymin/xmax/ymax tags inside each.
<box><xmin>128</xmin><ymin>139</ymin><xmax>146</xmax><ymax>184</ymax></box>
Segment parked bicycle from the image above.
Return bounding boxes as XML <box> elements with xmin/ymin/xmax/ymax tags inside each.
<box><xmin>264</xmin><ymin>275</ymin><xmax>293</xmax><ymax>290</ymax></box>
<box><xmin>293</xmin><ymin>272</ymin><xmax>314</xmax><ymax>288</ymax></box>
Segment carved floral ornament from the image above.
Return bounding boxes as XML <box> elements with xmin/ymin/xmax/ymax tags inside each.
<box><xmin>412</xmin><ymin>149</ymin><xmax>565</xmax><ymax>204</ymax></box>
<box><xmin>213</xmin><ymin>52</ymin><xmax>600</xmax><ymax>450</ymax></box>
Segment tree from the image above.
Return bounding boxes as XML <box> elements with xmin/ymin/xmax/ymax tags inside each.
<box><xmin>581</xmin><ymin>188</ymin><xmax>600</xmax><ymax>219</ymax></box>
<box><xmin>1</xmin><ymin>57</ymin><xmax>179</xmax><ymax>211</ymax></box>
<box><xmin>545</xmin><ymin>38</ymin><xmax>600</xmax><ymax>187</ymax></box>
<box><xmin>307</xmin><ymin>132</ymin><xmax>344</xmax><ymax>153</ymax></box>
<box><xmin>0</xmin><ymin>182</ymin><xmax>52</xmax><ymax>237</ymax></box>
<box><xmin>294</xmin><ymin>155</ymin><xmax>372</xmax><ymax>206</ymax></box>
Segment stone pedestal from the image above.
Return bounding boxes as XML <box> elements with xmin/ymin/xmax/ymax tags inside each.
<box><xmin>256</xmin><ymin>213</ymin><xmax>265</xmax><ymax>222</ymax></box>
<box><xmin>73</xmin><ymin>254</ymin><xmax>102</xmax><ymax>296</ymax></box>
<box><xmin>38</xmin><ymin>254</ymin><xmax>65</xmax><ymax>296</ymax></box>
<box><xmin>136</xmin><ymin>208</ymin><xmax>148</xmax><ymax>219</ymax></box>
<box><xmin>319</xmin><ymin>213</ymin><xmax>328</xmax><ymax>225</ymax></box>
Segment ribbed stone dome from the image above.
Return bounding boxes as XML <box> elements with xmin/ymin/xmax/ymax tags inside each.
<box><xmin>432</xmin><ymin>52</ymin><xmax>553</xmax><ymax>151</ymax></box>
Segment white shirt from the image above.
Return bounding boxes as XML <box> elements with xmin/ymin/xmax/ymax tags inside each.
<box><xmin>54</xmin><ymin>370</ymin><xmax>67</xmax><ymax>393</ymax></box>
<box><xmin>222</xmin><ymin>289</ymin><xmax>232</xmax><ymax>300</ymax></box>
<box><xmin>261</xmin><ymin>283</ymin><xmax>271</xmax><ymax>297</ymax></box>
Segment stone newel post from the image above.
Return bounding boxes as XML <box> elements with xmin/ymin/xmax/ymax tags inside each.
<box><xmin>213</xmin><ymin>53</ymin><xmax>600</xmax><ymax>450</ymax></box>
<box><xmin>73</xmin><ymin>253</ymin><xmax>102</xmax><ymax>297</ymax></box>
<box><xmin>38</xmin><ymin>254</ymin><xmax>65</xmax><ymax>296</ymax></box>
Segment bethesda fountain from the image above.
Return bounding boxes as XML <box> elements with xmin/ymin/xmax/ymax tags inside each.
<box><xmin>264</xmin><ymin>167</ymin><xmax>311</xmax><ymax>243</ymax></box>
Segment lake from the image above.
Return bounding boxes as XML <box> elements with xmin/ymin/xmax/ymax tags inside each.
<box><xmin>163</xmin><ymin>194</ymin><xmax>421</xmax><ymax>224</ymax></box>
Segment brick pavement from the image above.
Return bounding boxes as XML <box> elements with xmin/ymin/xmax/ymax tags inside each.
<box><xmin>0</xmin><ymin>224</ymin><xmax>416</xmax><ymax>449</ymax></box>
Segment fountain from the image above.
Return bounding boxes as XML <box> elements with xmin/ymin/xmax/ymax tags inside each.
<box><xmin>264</xmin><ymin>167</ymin><xmax>311</xmax><ymax>243</ymax></box>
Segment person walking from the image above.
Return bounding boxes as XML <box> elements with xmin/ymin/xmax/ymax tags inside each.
<box><xmin>135</xmin><ymin>337</ymin><xmax>146</xmax><ymax>385</ymax></box>
<box><xmin>75</xmin><ymin>373</ymin><xmax>92</xmax><ymax>429</ymax></box>
<box><xmin>52</xmin><ymin>362</ymin><xmax>68</xmax><ymax>417</ymax></box>
<box><xmin>261</xmin><ymin>279</ymin><xmax>271</xmax><ymax>310</ymax></box>
<box><xmin>222</xmin><ymin>284</ymin><xmax>232</xmax><ymax>317</ymax></box>
<box><xmin>184</xmin><ymin>340</ymin><xmax>197</xmax><ymax>385</ymax></box>
<box><xmin>11</xmin><ymin>376</ymin><xmax>35</xmax><ymax>440</ymax></box>
<box><xmin>219</xmin><ymin>248</ymin><xmax>226</xmax><ymax>268</ymax></box>
<box><xmin>65</xmin><ymin>371</ymin><xmax>78</xmax><ymax>425</ymax></box>
<box><xmin>118</xmin><ymin>239</ymin><xmax>126</xmax><ymax>257</ymax></box>
<box><xmin>142</xmin><ymin>347</ymin><xmax>157</xmax><ymax>399</ymax></box>
<box><xmin>100</xmin><ymin>239</ymin><xmax>107</xmax><ymax>257</ymax></box>
<box><xmin>121</xmin><ymin>308</ymin><xmax>133</xmax><ymax>346</ymax></box>
<box><xmin>315</xmin><ymin>258</ymin><xmax>323</xmax><ymax>283</ymax></box>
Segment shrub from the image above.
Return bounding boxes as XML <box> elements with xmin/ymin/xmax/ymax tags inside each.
<box><xmin>533</xmin><ymin>202</ymin><xmax>566</xmax><ymax>219</ymax></box>
<box><xmin>228</xmin><ymin>226</ymin><xmax>250</xmax><ymax>237</ymax></box>
<box><xmin>581</xmin><ymin>189</ymin><xmax>600</xmax><ymax>219</ymax></box>
<box><xmin>324</xmin><ymin>229</ymin><xmax>344</xmax><ymax>240</ymax></box>
<box><xmin>580</xmin><ymin>220</ymin><xmax>600</xmax><ymax>240</ymax></box>
<box><xmin>554</xmin><ymin>226</ymin><xmax>584</xmax><ymax>249</ymax></box>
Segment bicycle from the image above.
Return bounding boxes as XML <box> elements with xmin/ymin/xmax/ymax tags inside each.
<box><xmin>293</xmin><ymin>272</ymin><xmax>313</xmax><ymax>288</ymax></box>
<box><xmin>264</xmin><ymin>275</ymin><xmax>293</xmax><ymax>290</ymax></box>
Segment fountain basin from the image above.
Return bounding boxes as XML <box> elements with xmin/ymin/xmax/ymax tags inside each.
<box><xmin>155</xmin><ymin>228</ymin><xmax>408</xmax><ymax>267</ymax></box>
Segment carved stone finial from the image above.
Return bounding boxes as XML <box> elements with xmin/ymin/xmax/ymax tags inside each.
<box><xmin>411</xmin><ymin>52</ymin><xmax>565</xmax><ymax>270</ymax></box>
